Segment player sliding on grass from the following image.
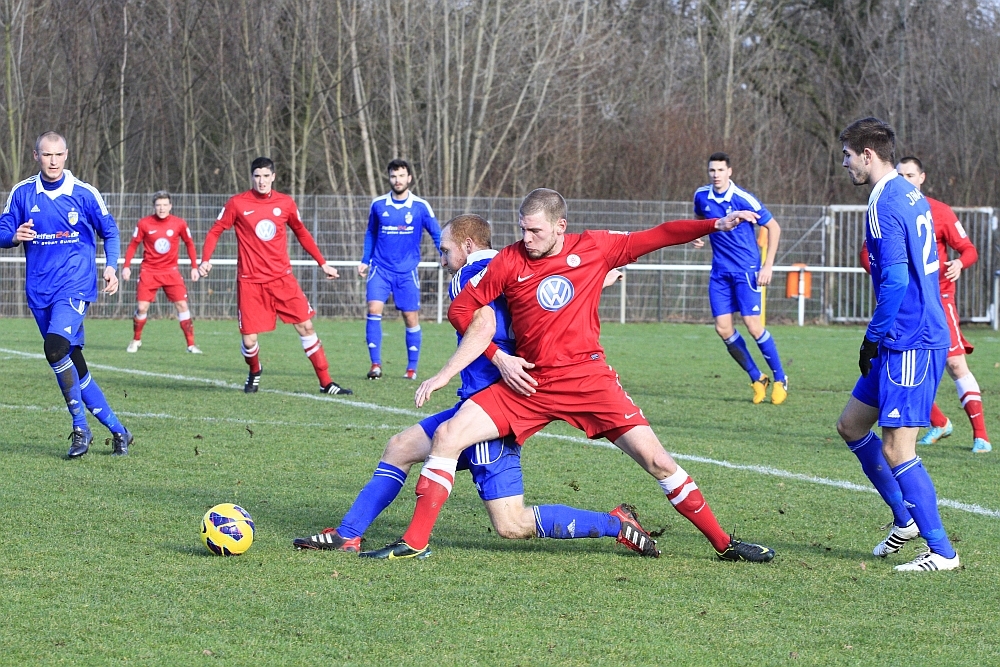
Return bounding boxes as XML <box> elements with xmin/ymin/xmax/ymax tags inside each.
<box><xmin>361</xmin><ymin>189</ymin><xmax>776</xmax><ymax>562</ymax></box>
<box><xmin>199</xmin><ymin>157</ymin><xmax>352</xmax><ymax>396</ymax></box>
<box><xmin>0</xmin><ymin>131</ymin><xmax>132</xmax><ymax>457</ymax></box>
<box><xmin>122</xmin><ymin>191</ymin><xmax>202</xmax><ymax>354</ymax></box>
<box><xmin>836</xmin><ymin>118</ymin><xmax>959</xmax><ymax>572</ymax></box>
<box><xmin>293</xmin><ymin>214</ymin><xmax>658</xmax><ymax>558</ymax></box>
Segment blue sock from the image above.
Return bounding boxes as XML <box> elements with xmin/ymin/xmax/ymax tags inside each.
<box><xmin>892</xmin><ymin>457</ymin><xmax>956</xmax><ymax>559</ymax></box>
<box><xmin>754</xmin><ymin>329</ymin><xmax>786</xmax><ymax>383</ymax></box>
<box><xmin>366</xmin><ymin>315</ymin><xmax>382</xmax><ymax>364</ymax></box>
<box><xmin>405</xmin><ymin>325</ymin><xmax>421</xmax><ymax>371</ymax></box>
<box><xmin>50</xmin><ymin>355</ymin><xmax>87</xmax><ymax>428</ymax></box>
<box><xmin>846</xmin><ymin>432</ymin><xmax>913</xmax><ymax>528</ymax></box>
<box><xmin>337</xmin><ymin>462</ymin><xmax>407</xmax><ymax>539</ymax></box>
<box><xmin>724</xmin><ymin>331</ymin><xmax>762</xmax><ymax>381</ymax></box>
<box><xmin>532</xmin><ymin>505</ymin><xmax>621</xmax><ymax>539</ymax></box>
<box><xmin>79</xmin><ymin>373</ymin><xmax>126</xmax><ymax>435</ymax></box>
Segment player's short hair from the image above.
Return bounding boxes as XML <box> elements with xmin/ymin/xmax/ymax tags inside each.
<box><xmin>152</xmin><ymin>190</ymin><xmax>171</xmax><ymax>204</ymax></box>
<box><xmin>443</xmin><ymin>214</ymin><xmax>492</xmax><ymax>250</ymax></box>
<box><xmin>839</xmin><ymin>117</ymin><xmax>895</xmax><ymax>164</ymax></box>
<box><xmin>519</xmin><ymin>188</ymin><xmax>567</xmax><ymax>224</ymax></box>
<box><xmin>387</xmin><ymin>158</ymin><xmax>412</xmax><ymax>176</ymax></box>
<box><xmin>35</xmin><ymin>131</ymin><xmax>67</xmax><ymax>154</ymax></box>
<box><xmin>898</xmin><ymin>155</ymin><xmax>924</xmax><ymax>173</ymax></box>
<box><xmin>250</xmin><ymin>156</ymin><xmax>275</xmax><ymax>174</ymax></box>
<box><xmin>708</xmin><ymin>152</ymin><xmax>731</xmax><ymax>167</ymax></box>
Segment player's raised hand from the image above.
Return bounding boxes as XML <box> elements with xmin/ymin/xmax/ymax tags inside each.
<box><xmin>190</xmin><ymin>267</ymin><xmax>200</xmax><ymax>282</ymax></box>
<box><xmin>492</xmin><ymin>349</ymin><xmax>537</xmax><ymax>396</ymax></box>
<box><xmin>14</xmin><ymin>220</ymin><xmax>35</xmax><ymax>243</ymax></box>
<box><xmin>198</xmin><ymin>261</ymin><xmax>212</xmax><ymax>277</ymax></box>
<box><xmin>321</xmin><ymin>264</ymin><xmax>340</xmax><ymax>280</ymax></box>
<box><xmin>121</xmin><ymin>267</ymin><xmax>131</xmax><ymax>281</ymax></box>
<box><xmin>103</xmin><ymin>266</ymin><xmax>119</xmax><ymax>295</ymax></box>
<box><xmin>357</xmin><ymin>263</ymin><xmax>369</xmax><ymax>277</ymax></box>
<box><xmin>415</xmin><ymin>373</ymin><xmax>451</xmax><ymax>408</ymax></box>
<box><xmin>715</xmin><ymin>210</ymin><xmax>759</xmax><ymax>231</ymax></box>
<box><xmin>944</xmin><ymin>259</ymin><xmax>963</xmax><ymax>282</ymax></box>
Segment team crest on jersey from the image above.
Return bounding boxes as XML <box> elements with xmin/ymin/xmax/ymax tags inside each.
<box><xmin>154</xmin><ymin>238</ymin><xmax>171</xmax><ymax>254</ymax></box>
<box><xmin>536</xmin><ymin>275</ymin><xmax>574</xmax><ymax>311</ymax></box>
<box><xmin>567</xmin><ymin>254</ymin><xmax>581</xmax><ymax>267</ymax></box>
<box><xmin>405</xmin><ymin>212</ymin><xmax>413</xmax><ymax>225</ymax></box>
<box><xmin>255</xmin><ymin>219</ymin><xmax>277</xmax><ymax>241</ymax></box>
<box><xmin>273</xmin><ymin>207</ymin><xmax>282</xmax><ymax>216</ymax></box>
<box><xmin>68</xmin><ymin>211</ymin><xmax>78</xmax><ymax>226</ymax></box>
<box><xmin>166</xmin><ymin>229</ymin><xmax>174</xmax><ymax>236</ymax></box>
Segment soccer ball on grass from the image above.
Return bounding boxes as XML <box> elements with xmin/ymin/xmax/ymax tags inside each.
<box><xmin>201</xmin><ymin>503</ymin><xmax>255</xmax><ymax>556</ymax></box>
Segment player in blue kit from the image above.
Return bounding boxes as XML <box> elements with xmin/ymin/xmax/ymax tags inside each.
<box><xmin>835</xmin><ymin>117</ymin><xmax>959</xmax><ymax>572</ymax></box>
<box><xmin>359</xmin><ymin>159</ymin><xmax>442</xmax><ymax>380</ymax></box>
<box><xmin>295</xmin><ymin>214</ymin><xmax>657</xmax><ymax>558</ymax></box>
<box><xmin>693</xmin><ymin>153</ymin><xmax>788</xmax><ymax>404</ymax></box>
<box><xmin>0</xmin><ymin>131</ymin><xmax>132</xmax><ymax>458</ymax></box>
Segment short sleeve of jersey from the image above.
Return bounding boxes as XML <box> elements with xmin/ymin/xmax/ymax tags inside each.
<box><xmin>692</xmin><ymin>191</ymin><xmax>707</xmax><ymax>219</ymax></box>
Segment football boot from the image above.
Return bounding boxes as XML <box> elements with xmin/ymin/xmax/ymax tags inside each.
<box><xmin>873</xmin><ymin>521</ymin><xmax>919</xmax><ymax>557</ymax></box>
<box><xmin>293</xmin><ymin>528</ymin><xmax>362</xmax><ymax>552</ymax></box>
<box><xmin>972</xmin><ymin>438</ymin><xmax>992</xmax><ymax>454</ymax></box>
<box><xmin>771</xmin><ymin>377</ymin><xmax>788</xmax><ymax>405</ymax></box>
<box><xmin>367</xmin><ymin>363</ymin><xmax>382</xmax><ymax>380</ymax></box>
<box><xmin>716</xmin><ymin>537</ymin><xmax>775</xmax><ymax>563</ymax></box>
<box><xmin>751</xmin><ymin>376</ymin><xmax>770</xmax><ymax>404</ymax></box>
<box><xmin>111</xmin><ymin>428</ymin><xmax>133</xmax><ymax>456</ymax></box>
<box><xmin>918</xmin><ymin>419</ymin><xmax>953</xmax><ymax>445</ymax></box>
<box><xmin>321</xmin><ymin>382</ymin><xmax>353</xmax><ymax>395</ymax></box>
<box><xmin>244</xmin><ymin>368</ymin><xmax>262</xmax><ymax>393</ymax></box>
<box><xmin>359</xmin><ymin>539</ymin><xmax>431</xmax><ymax>560</ymax></box>
<box><xmin>67</xmin><ymin>426</ymin><xmax>93</xmax><ymax>458</ymax></box>
<box><xmin>894</xmin><ymin>550</ymin><xmax>960</xmax><ymax>572</ymax></box>
<box><xmin>609</xmin><ymin>503</ymin><xmax>660</xmax><ymax>558</ymax></box>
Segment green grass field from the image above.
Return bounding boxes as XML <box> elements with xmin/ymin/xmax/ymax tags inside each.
<box><xmin>1</xmin><ymin>317</ymin><xmax>999</xmax><ymax>666</ymax></box>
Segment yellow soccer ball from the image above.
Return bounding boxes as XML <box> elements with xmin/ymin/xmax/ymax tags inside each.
<box><xmin>201</xmin><ymin>503</ymin><xmax>255</xmax><ymax>556</ymax></box>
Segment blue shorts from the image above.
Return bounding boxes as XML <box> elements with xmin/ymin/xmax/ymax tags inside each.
<box><xmin>419</xmin><ymin>402</ymin><xmax>524</xmax><ymax>501</ymax></box>
<box><xmin>30</xmin><ymin>297</ymin><xmax>90</xmax><ymax>348</ymax></box>
<box><xmin>852</xmin><ymin>347</ymin><xmax>947</xmax><ymax>428</ymax></box>
<box><xmin>709</xmin><ymin>271</ymin><xmax>763</xmax><ymax>318</ymax></box>
<box><xmin>366</xmin><ymin>266</ymin><xmax>421</xmax><ymax>312</ymax></box>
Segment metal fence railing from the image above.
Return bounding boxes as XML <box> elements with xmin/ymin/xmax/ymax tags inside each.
<box><xmin>1</xmin><ymin>194</ymin><xmax>996</xmax><ymax>326</ymax></box>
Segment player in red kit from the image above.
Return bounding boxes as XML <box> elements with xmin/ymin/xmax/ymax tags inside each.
<box><xmin>361</xmin><ymin>188</ymin><xmax>776</xmax><ymax>562</ymax></box>
<box><xmin>122</xmin><ymin>191</ymin><xmax>201</xmax><ymax>353</ymax></box>
<box><xmin>897</xmin><ymin>158</ymin><xmax>991</xmax><ymax>453</ymax></box>
<box><xmin>199</xmin><ymin>157</ymin><xmax>352</xmax><ymax>395</ymax></box>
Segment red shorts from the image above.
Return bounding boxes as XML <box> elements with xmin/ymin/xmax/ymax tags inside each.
<box><xmin>237</xmin><ymin>274</ymin><xmax>315</xmax><ymax>334</ymax></box>
<box><xmin>136</xmin><ymin>269</ymin><xmax>188</xmax><ymax>303</ymax></box>
<box><xmin>469</xmin><ymin>359</ymin><xmax>649</xmax><ymax>445</ymax></box>
<box><xmin>940</xmin><ymin>291</ymin><xmax>973</xmax><ymax>358</ymax></box>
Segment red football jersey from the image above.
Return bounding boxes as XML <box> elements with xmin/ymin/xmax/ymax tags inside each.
<box><xmin>928</xmin><ymin>197</ymin><xmax>977</xmax><ymax>292</ymax></box>
<box><xmin>200</xmin><ymin>189</ymin><xmax>326</xmax><ymax>283</ymax></box>
<box><xmin>123</xmin><ymin>214</ymin><xmax>198</xmax><ymax>273</ymax></box>
<box><xmin>451</xmin><ymin>219</ymin><xmax>716</xmax><ymax>371</ymax></box>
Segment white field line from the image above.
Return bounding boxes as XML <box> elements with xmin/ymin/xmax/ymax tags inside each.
<box><xmin>3</xmin><ymin>346</ymin><xmax>998</xmax><ymax>520</ymax></box>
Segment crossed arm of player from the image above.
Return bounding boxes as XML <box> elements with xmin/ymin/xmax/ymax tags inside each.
<box><xmin>13</xmin><ymin>219</ymin><xmax>120</xmax><ymax>295</ymax></box>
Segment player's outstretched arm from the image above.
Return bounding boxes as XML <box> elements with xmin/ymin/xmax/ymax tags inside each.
<box><xmin>715</xmin><ymin>209</ymin><xmax>759</xmax><ymax>231</ymax></box>
<box><xmin>415</xmin><ymin>305</ymin><xmax>497</xmax><ymax>408</ymax></box>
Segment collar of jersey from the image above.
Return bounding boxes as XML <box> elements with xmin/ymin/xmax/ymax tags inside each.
<box><xmin>706</xmin><ymin>181</ymin><xmax>735</xmax><ymax>203</ymax></box>
<box><xmin>385</xmin><ymin>192</ymin><xmax>413</xmax><ymax>209</ymax></box>
<box><xmin>35</xmin><ymin>170</ymin><xmax>75</xmax><ymax>199</ymax></box>
<box><xmin>465</xmin><ymin>249</ymin><xmax>498</xmax><ymax>264</ymax></box>
<box><xmin>249</xmin><ymin>189</ymin><xmax>273</xmax><ymax>200</ymax></box>
<box><xmin>868</xmin><ymin>169</ymin><xmax>898</xmax><ymax>208</ymax></box>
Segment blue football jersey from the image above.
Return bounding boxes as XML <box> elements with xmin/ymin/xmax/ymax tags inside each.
<box><xmin>449</xmin><ymin>249</ymin><xmax>515</xmax><ymax>399</ymax></box>
<box><xmin>693</xmin><ymin>181</ymin><xmax>773</xmax><ymax>273</ymax></box>
<box><xmin>0</xmin><ymin>171</ymin><xmax>120</xmax><ymax>309</ymax></box>
<box><xmin>865</xmin><ymin>171</ymin><xmax>949</xmax><ymax>351</ymax></box>
<box><xmin>362</xmin><ymin>192</ymin><xmax>441</xmax><ymax>273</ymax></box>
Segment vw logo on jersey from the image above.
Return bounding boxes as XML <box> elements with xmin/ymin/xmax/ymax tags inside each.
<box><xmin>68</xmin><ymin>211</ymin><xmax>78</xmax><ymax>226</ymax></box>
<box><xmin>153</xmin><ymin>238</ymin><xmax>171</xmax><ymax>254</ymax></box>
<box><xmin>272</xmin><ymin>207</ymin><xmax>282</xmax><ymax>216</ymax></box>
<box><xmin>536</xmin><ymin>275</ymin><xmax>574</xmax><ymax>311</ymax></box>
<box><xmin>255</xmin><ymin>219</ymin><xmax>277</xmax><ymax>241</ymax></box>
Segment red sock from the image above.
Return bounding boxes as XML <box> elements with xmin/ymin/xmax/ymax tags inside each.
<box><xmin>964</xmin><ymin>400</ymin><xmax>988</xmax><ymax>441</ymax></box>
<box><xmin>179</xmin><ymin>319</ymin><xmax>195</xmax><ymax>346</ymax></box>
<box><xmin>242</xmin><ymin>342</ymin><xmax>261</xmax><ymax>374</ymax></box>
<box><xmin>660</xmin><ymin>468</ymin><xmax>731</xmax><ymax>552</ymax></box>
<box><xmin>930</xmin><ymin>403</ymin><xmax>949</xmax><ymax>428</ymax></box>
<box><xmin>402</xmin><ymin>458</ymin><xmax>456</xmax><ymax>550</ymax></box>
<box><xmin>133</xmin><ymin>316</ymin><xmax>147</xmax><ymax>341</ymax></box>
<box><xmin>303</xmin><ymin>339</ymin><xmax>332</xmax><ymax>387</ymax></box>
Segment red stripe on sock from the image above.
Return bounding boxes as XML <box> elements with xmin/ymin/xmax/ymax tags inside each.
<box><xmin>243</xmin><ymin>346</ymin><xmax>261</xmax><ymax>374</ymax></box>
<box><xmin>305</xmin><ymin>342</ymin><xmax>332</xmax><ymax>387</ymax></box>
<box><xmin>668</xmin><ymin>478</ymin><xmax>730</xmax><ymax>552</ymax></box>
<box><xmin>963</xmin><ymin>399</ymin><xmax>989</xmax><ymax>441</ymax></box>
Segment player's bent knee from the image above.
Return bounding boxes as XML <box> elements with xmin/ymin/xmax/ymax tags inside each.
<box><xmin>43</xmin><ymin>334</ymin><xmax>71</xmax><ymax>363</ymax></box>
<box><xmin>69</xmin><ymin>347</ymin><xmax>89</xmax><ymax>377</ymax></box>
